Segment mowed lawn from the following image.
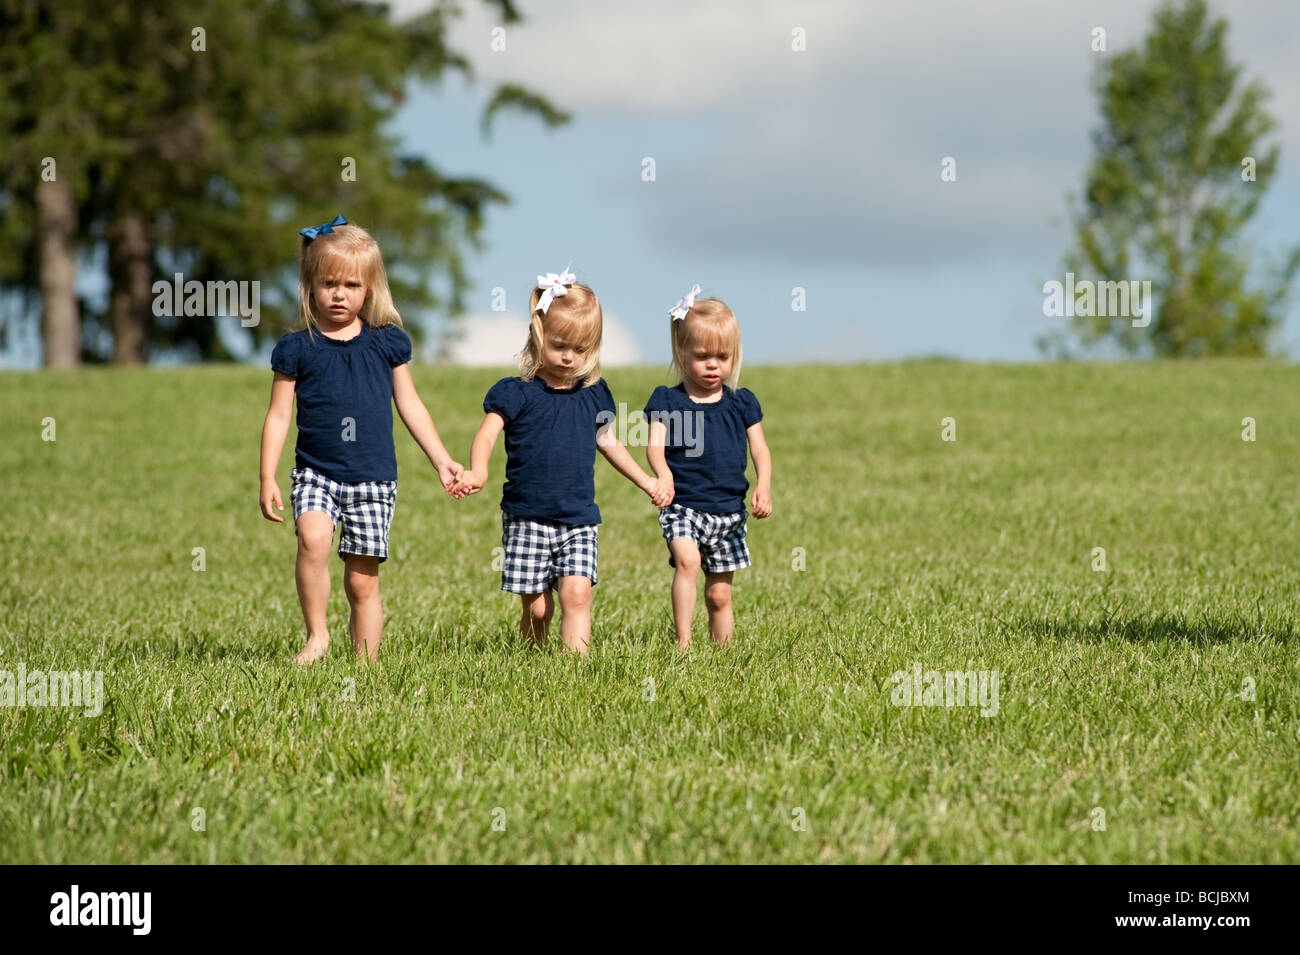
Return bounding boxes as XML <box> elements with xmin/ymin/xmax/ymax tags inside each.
<box><xmin>1</xmin><ymin>360</ymin><xmax>1298</xmax><ymax>864</ymax></box>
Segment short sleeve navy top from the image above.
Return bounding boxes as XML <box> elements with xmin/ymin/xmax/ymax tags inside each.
<box><xmin>270</xmin><ymin>322</ymin><xmax>412</xmax><ymax>483</ymax></box>
<box><xmin>643</xmin><ymin>383</ymin><xmax>762</xmax><ymax>514</ymax></box>
<box><xmin>484</xmin><ymin>376</ymin><xmax>617</xmax><ymax>525</ymax></box>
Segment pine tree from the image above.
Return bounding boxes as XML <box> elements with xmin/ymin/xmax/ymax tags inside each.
<box><xmin>0</xmin><ymin>0</ymin><xmax>567</xmax><ymax>364</ymax></box>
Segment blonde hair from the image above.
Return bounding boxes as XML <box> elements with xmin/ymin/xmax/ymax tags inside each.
<box><xmin>518</xmin><ymin>281</ymin><xmax>603</xmax><ymax>387</ymax></box>
<box><xmin>298</xmin><ymin>223</ymin><xmax>403</xmax><ymax>333</ymax></box>
<box><xmin>670</xmin><ymin>297</ymin><xmax>743</xmax><ymax>389</ymax></box>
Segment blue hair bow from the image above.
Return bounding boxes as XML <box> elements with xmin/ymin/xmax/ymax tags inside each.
<box><xmin>300</xmin><ymin>213</ymin><xmax>347</xmax><ymax>240</ymax></box>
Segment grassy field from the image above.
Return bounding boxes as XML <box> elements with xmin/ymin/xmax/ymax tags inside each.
<box><xmin>1</xmin><ymin>360</ymin><xmax>1298</xmax><ymax>864</ymax></box>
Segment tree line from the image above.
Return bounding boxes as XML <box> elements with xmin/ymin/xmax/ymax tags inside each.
<box><xmin>0</xmin><ymin>0</ymin><xmax>1295</xmax><ymax>364</ymax></box>
<box><xmin>0</xmin><ymin>0</ymin><xmax>566</xmax><ymax>366</ymax></box>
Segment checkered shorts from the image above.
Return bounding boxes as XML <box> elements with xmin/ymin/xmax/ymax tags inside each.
<box><xmin>659</xmin><ymin>503</ymin><xmax>750</xmax><ymax>573</ymax></box>
<box><xmin>290</xmin><ymin>466</ymin><xmax>397</xmax><ymax>562</ymax></box>
<box><xmin>500</xmin><ymin>511</ymin><xmax>599</xmax><ymax>593</ymax></box>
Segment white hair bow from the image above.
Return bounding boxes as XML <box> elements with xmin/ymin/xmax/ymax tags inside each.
<box><xmin>535</xmin><ymin>264</ymin><xmax>576</xmax><ymax>314</ymax></box>
<box><xmin>669</xmin><ymin>283</ymin><xmax>702</xmax><ymax>321</ymax></box>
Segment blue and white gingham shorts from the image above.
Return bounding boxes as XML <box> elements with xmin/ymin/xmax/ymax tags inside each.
<box><xmin>290</xmin><ymin>466</ymin><xmax>397</xmax><ymax>563</ymax></box>
<box><xmin>658</xmin><ymin>503</ymin><xmax>750</xmax><ymax>573</ymax></box>
<box><xmin>500</xmin><ymin>511</ymin><xmax>599</xmax><ymax>593</ymax></box>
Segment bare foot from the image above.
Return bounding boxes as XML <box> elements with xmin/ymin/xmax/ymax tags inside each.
<box><xmin>294</xmin><ymin>636</ymin><xmax>330</xmax><ymax>666</ymax></box>
<box><xmin>677</xmin><ymin>640</ymin><xmax>691</xmax><ymax>653</ymax></box>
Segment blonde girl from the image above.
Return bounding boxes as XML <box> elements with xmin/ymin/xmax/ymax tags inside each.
<box><xmin>452</xmin><ymin>267</ymin><xmax>671</xmax><ymax>654</ymax></box>
<box><xmin>260</xmin><ymin>215</ymin><xmax>462</xmax><ymax>665</ymax></box>
<box><xmin>644</xmin><ymin>285</ymin><xmax>772</xmax><ymax>650</ymax></box>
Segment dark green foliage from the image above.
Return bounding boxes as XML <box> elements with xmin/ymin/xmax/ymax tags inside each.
<box><xmin>0</xmin><ymin>0</ymin><xmax>567</xmax><ymax>361</ymax></box>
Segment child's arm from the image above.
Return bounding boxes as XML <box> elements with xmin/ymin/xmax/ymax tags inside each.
<box><xmin>646</xmin><ymin>419</ymin><xmax>675</xmax><ymax>507</ymax></box>
<box><xmin>450</xmin><ymin>412</ymin><xmax>505</xmax><ymax>499</ymax></box>
<box><xmin>259</xmin><ymin>373</ymin><xmax>296</xmax><ymax>523</ymax></box>
<box><xmin>393</xmin><ymin>364</ymin><xmax>463</xmax><ymax>492</ymax></box>
<box><xmin>598</xmin><ymin>425</ymin><xmax>673</xmax><ymax>507</ymax></box>
<box><xmin>747</xmin><ymin>422</ymin><xmax>773</xmax><ymax>518</ymax></box>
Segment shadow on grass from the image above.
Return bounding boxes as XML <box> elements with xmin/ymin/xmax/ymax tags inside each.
<box><xmin>1013</xmin><ymin>611</ymin><xmax>1295</xmax><ymax>645</ymax></box>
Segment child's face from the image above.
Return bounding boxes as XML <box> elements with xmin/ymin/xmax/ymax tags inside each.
<box><xmin>313</xmin><ymin>268</ymin><xmax>366</xmax><ymax>326</ymax></box>
<box><xmin>541</xmin><ymin>327</ymin><xmax>588</xmax><ymax>384</ymax></box>
<box><xmin>685</xmin><ymin>337</ymin><xmax>732</xmax><ymax>393</ymax></box>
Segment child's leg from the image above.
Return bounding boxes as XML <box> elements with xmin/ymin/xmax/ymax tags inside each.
<box><xmin>668</xmin><ymin>539</ymin><xmax>702</xmax><ymax>650</ymax></box>
<box><xmin>704</xmin><ymin>571</ymin><xmax>735</xmax><ymax>648</ymax></box>
<box><xmin>294</xmin><ymin>511</ymin><xmax>335</xmax><ymax>666</ymax></box>
<box><xmin>344</xmin><ymin>554</ymin><xmax>382</xmax><ymax>663</ymax></box>
<box><xmin>519</xmin><ymin>591</ymin><xmax>553</xmax><ymax>647</ymax></box>
<box><xmin>555</xmin><ymin>576</ymin><xmax>592</xmax><ymax>655</ymax></box>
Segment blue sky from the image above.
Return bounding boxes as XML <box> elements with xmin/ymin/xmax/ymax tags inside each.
<box><xmin>4</xmin><ymin>0</ymin><xmax>1298</xmax><ymax>367</ymax></box>
<box><xmin>394</xmin><ymin>0</ymin><xmax>1300</xmax><ymax>366</ymax></box>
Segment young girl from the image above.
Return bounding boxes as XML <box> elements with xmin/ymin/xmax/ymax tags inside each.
<box><xmin>451</xmin><ymin>267</ymin><xmax>671</xmax><ymax>654</ymax></box>
<box><xmin>260</xmin><ymin>215</ymin><xmax>463</xmax><ymax>666</ymax></box>
<box><xmin>645</xmin><ymin>286</ymin><xmax>772</xmax><ymax>651</ymax></box>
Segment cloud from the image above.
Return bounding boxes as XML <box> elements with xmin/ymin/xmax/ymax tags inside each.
<box><xmin>633</xmin><ymin>1</ymin><xmax>1300</xmax><ymax>267</ymax></box>
<box><xmin>407</xmin><ymin>0</ymin><xmax>1300</xmax><ymax>138</ymax></box>
<box><xmin>445</xmin><ymin>310</ymin><xmax>641</xmax><ymax>367</ymax></box>
<box><xmin>392</xmin><ymin>0</ymin><xmax>847</xmax><ymax>112</ymax></box>
<box><xmin>397</xmin><ymin>0</ymin><xmax>1300</xmax><ymax>270</ymax></box>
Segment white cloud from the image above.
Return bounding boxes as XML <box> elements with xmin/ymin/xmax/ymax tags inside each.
<box><xmin>391</xmin><ymin>0</ymin><xmax>1300</xmax><ymax>155</ymax></box>
<box><xmin>445</xmin><ymin>310</ymin><xmax>641</xmax><ymax>367</ymax></box>
<box><xmin>595</xmin><ymin>311</ymin><xmax>642</xmax><ymax>366</ymax></box>
<box><xmin>624</xmin><ymin>0</ymin><xmax>1300</xmax><ymax>266</ymax></box>
<box><xmin>393</xmin><ymin>0</ymin><xmax>844</xmax><ymax>112</ymax></box>
<box><xmin>397</xmin><ymin>0</ymin><xmax>1300</xmax><ymax>268</ymax></box>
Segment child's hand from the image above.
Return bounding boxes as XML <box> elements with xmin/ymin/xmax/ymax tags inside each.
<box><xmin>451</xmin><ymin>468</ymin><xmax>486</xmax><ymax>499</ymax></box>
<box><xmin>750</xmin><ymin>487</ymin><xmax>772</xmax><ymax>518</ymax></box>
<box><xmin>436</xmin><ymin>459</ymin><xmax>464</xmax><ymax>493</ymax></box>
<box><xmin>260</xmin><ymin>478</ymin><xmax>285</xmax><ymax>523</ymax></box>
<box><xmin>648</xmin><ymin>475</ymin><xmax>674</xmax><ymax>508</ymax></box>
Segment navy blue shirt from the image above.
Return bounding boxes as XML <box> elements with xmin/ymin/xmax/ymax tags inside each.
<box><xmin>485</xmin><ymin>376</ymin><xmax>617</xmax><ymax>525</ymax></box>
<box><xmin>270</xmin><ymin>323</ymin><xmax>412</xmax><ymax>483</ymax></box>
<box><xmin>644</xmin><ymin>384</ymin><xmax>762</xmax><ymax>514</ymax></box>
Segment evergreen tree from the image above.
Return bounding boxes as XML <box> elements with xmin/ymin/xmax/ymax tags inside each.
<box><xmin>0</xmin><ymin>0</ymin><xmax>567</xmax><ymax>364</ymax></box>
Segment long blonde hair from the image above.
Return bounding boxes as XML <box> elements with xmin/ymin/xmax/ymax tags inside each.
<box><xmin>670</xmin><ymin>297</ymin><xmax>743</xmax><ymax>389</ymax></box>
<box><xmin>518</xmin><ymin>281</ymin><xmax>603</xmax><ymax>387</ymax></box>
<box><xmin>298</xmin><ymin>223</ymin><xmax>402</xmax><ymax>333</ymax></box>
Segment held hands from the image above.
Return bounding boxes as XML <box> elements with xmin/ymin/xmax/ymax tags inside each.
<box><xmin>450</xmin><ymin>468</ymin><xmax>486</xmax><ymax>500</ymax></box>
<box><xmin>646</xmin><ymin>474</ymin><xmax>674</xmax><ymax>508</ymax></box>
<box><xmin>436</xmin><ymin>459</ymin><xmax>465</xmax><ymax>495</ymax></box>
<box><xmin>750</xmin><ymin>486</ymin><xmax>773</xmax><ymax>518</ymax></box>
<box><xmin>260</xmin><ymin>478</ymin><xmax>285</xmax><ymax>523</ymax></box>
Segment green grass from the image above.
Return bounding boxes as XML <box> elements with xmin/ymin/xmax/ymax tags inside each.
<box><xmin>1</xmin><ymin>360</ymin><xmax>1298</xmax><ymax>863</ymax></box>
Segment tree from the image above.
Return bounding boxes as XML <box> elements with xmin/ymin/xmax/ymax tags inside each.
<box><xmin>1053</xmin><ymin>0</ymin><xmax>1299</xmax><ymax>357</ymax></box>
<box><xmin>0</xmin><ymin>0</ymin><xmax>568</xmax><ymax>365</ymax></box>
<box><xmin>0</xmin><ymin>5</ymin><xmax>103</xmax><ymax>367</ymax></box>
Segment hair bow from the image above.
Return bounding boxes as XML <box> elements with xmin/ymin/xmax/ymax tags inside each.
<box><xmin>535</xmin><ymin>264</ymin><xmax>576</xmax><ymax>314</ymax></box>
<box><xmin>300</xmin><ymin>214</ymin><xmax>347</xmax><ymax>240</ymax></box>
<box><xmin>669</xmin><ymin>283</ymin><xmax>702</xmax><ymax>321</ymax></box>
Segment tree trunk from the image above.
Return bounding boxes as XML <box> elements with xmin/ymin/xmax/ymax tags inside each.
<box><xmin>36</xmin><ymin>177</ymin><xmax>81</xmax><ymax>368</ymax></box>
<box><xmin>107</xmin><ymin>210</ymin><xmax>152</xmax><ymax>365</ymax></box>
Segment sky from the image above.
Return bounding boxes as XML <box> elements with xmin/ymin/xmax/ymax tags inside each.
<box><xmin>392</xmin><ymin>0</ymin><xmax>1300</xmax><ymax>366</ymax></box>
<box><xmin>4</xmin><ymin>0</ymin><xmax>1298</xmax><ymax>367</ymax></box>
